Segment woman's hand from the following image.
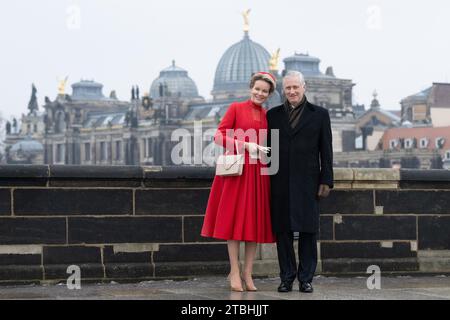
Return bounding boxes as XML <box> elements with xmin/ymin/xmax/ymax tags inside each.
<box><xmin>244</xmin><ymin>142</ymin><xmax>271</xmax><ymax>155</ymax></box>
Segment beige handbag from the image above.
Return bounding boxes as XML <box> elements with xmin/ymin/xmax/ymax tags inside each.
<box><xmin>215</xmin><ymin>140</ymin><xmax>244</xmax><ymax>176</ymax></box>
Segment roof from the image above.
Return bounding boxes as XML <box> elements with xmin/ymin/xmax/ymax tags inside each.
<box><xmin>10</xmin><ymin>136</ymin><xmax>44</xmax><ymax>153</ymax></box>
<box><xmin>430</xmin><ymin>83</ymin><xmax>450</xmax><ymax>108</ymax></box>
<box><xmin>83</xmin><ymin>112</ymin><xmax>126</xmax><ymax>128</ymax></box>
<box><xmin>71</xmin><ymin>80</ymin><xmax>107</xmax><ymax>101</ymax></box>
<box><xmin>380</xmin><ymin>126</ymin><xmax>450</xmax><ymax>151</ymax></box>
<box><xmin>150</xmin><ymin>61</ymin><xmax>200</xmax><ymax>99</ymax></box>
<box><xmin>184</xmin><ymin>102</ymin><xmax>232</xmax><ymax>121</ymax></box>
<box><xmin>283</xmin><ymin>52</ymin><xmax>330</xmax><ymax>78</ymax></box>
<box><xmin>212</xmin><ymin>32</ymin><xmax>270</xmax><ymax>94</ymax></box>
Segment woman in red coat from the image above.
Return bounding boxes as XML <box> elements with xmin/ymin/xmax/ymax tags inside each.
<box><xmin>201</xmin><ymin>72</ymin><xmax>276</xmax><ymax>292</ymax></box>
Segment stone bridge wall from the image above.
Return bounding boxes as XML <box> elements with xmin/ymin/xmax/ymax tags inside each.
<box><xmin>0</xmin><ymin>165</ymin><xmax>449</xmax><ymax>284</ymax></box>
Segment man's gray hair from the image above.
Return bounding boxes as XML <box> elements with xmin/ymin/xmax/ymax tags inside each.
<box><xmin>283</xmin><ymin>71</ymin><xmax>305</xmax><ymax>85</ymax></box>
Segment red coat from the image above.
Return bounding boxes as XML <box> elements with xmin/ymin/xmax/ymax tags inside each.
<box><xmin>201</xmin><ymin>100</ymin><xmax>276</xmax><ymax>243</ymax></box>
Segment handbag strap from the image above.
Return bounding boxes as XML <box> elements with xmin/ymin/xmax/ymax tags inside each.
<box><xmin>225</xmin><ymin>139</ymin><xmax>243</xmax><ymax>156</ymax></box>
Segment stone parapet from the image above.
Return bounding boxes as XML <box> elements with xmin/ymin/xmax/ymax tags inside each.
<box><xmin>0</xmin><ymin>165</ymin><xmax>449</xmax><ymax>284</ymax></box>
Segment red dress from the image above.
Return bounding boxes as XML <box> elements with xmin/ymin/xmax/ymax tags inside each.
<box><xmin>201</xmin><ymin>100</ymin><xmax>276</xmax><ymax>243</ymax></box>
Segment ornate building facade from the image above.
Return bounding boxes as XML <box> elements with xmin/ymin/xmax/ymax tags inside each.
<box><xmin>4</xmin><ymin>13</ymin><xmax>365</xmax><ymax>166</ymax></box>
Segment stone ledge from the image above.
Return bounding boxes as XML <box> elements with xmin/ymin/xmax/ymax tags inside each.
<box><xmin>0</xmin><ymin>245</ymin><xmax>42</xmax><ymax>255</ymax></box>
<box><xmin>401</xmin><ymin>169</ymin><xmax>450</xmax><ymax>181</ymax></box>
<box><xmin>49</xmin><ymin>165</ymin><xmax>143</xmax><ymax>187</ymax></box>
<box><xmin>353</xmin><ymin>168</ymin><xmax>400</xmax><ymax>181</ymax></box>
<box><xmin>0</xmin><ymin>166</ymin><xmax>448</xmax><ymax>189</ymax></box>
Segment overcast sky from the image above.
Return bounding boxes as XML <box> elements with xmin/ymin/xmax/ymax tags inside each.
<box><xmin>1</xmin><ymin>0</ymin><xmax>449</xmax><ymax>121</ymax></box>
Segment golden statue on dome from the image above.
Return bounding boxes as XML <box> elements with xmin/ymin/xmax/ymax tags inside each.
<box><xmin>58</xmin><ymin>76</ymin><xmax>69</xmax><ymax>95</ymax></box>
<box><xmin>270</xmin><ymin>48</ymin><xmax>281</xmax><ymax>71</ymax></box>
<box><xmin>242</xmin><ymin>9</ymin><xmax>251</xmax><ymax>32</ymax></box>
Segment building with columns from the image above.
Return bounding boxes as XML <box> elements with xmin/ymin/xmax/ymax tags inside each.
<box><xmin>5</xmin><ymin>13</ymin><xmax>366</xmax><ymax>165</ymax></box>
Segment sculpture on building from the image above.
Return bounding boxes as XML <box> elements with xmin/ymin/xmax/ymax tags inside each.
<box><xmin>12</xmin><ymin>118</ymin><xmax>17</xmax><ymax>134</ymax></box>
<box><xmin>242</xmin><ymin>9</ymin><xmax>251</xmax><ymax>32</ymax></box>
<box><xmin>269</xmin><ymin>48</ymin><xmax>281</xmax><ymax>71</ymax></box>
<box><xmin>28</xmin><ymin>84</ymin><xmax>39</xmax><ymax>115</ymax></box>
<box><xmin>58</xmin><ymin>76</ymin><xmax>68</xmax><ymax>95</ymax></box>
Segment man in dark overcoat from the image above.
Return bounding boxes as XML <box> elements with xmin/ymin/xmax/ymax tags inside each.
<box><xmin>267</xmin><ymin>70</ymin><xmax>334</xmax><ymax>293</ymax></box>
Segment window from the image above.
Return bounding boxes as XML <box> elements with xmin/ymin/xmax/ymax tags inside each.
<box><xmin>100</xmin><ymin>142</ymin><xmax>107</xmax><ymax>161</ymax></box>
<box><xmin>436</xmin><ymin>137</ymin><xmax>446</xmax><ymax>149</ymax></box>
<box><xmin>445</xmin><ymin>150</ymin><xmax>450</xmax><ymax>160</ymax></box>
<box><xmin>389</xmin><ymin>139</ymin><xmax>398</xmax><ymax>149</ymax></box>
<box><xmin>56</xmin><ymin>144</ymin><xmax>65</xmax><ymax>163</ymax></box>
<box><xmin>84</xmin><ymin>143</ymin><xmax>91</xmax><ymax>161</ymax></box>
<box><xmin>404</xmin><ymin>138</ymin><xmax>414</xmax><ymax>149</ymax></box>
<box><xmin>147</xmin><ymin>138</ymin><xmax>152</xmax><ymax>158</ymax></box>
<box><xmin>27</xmin><ymin>124</ymin><xmax>31</xmax><ymax>133</ymax></box>
<box><xmin>33</xmin><ymin>124</ymin><xmax>38</xmax><ymax>133</ymax></box>
<box><xmin>142</xmin><ymin>138</ymin><xmax>147</xmax><ymax>158</ymax></box>
<box><xmin>420</xmin><ymin>138</ymin><xmax>429</xmax><ymax>149</ymax></box>
<box><xmin>108</xmin><ymin>142</ymin><xmax>112</xmax><ymax>161</ymax></box>
<box><xmin>115</xmin><ymin>141</ymin><xmax>121</xmax><ymax>160</ymax></box>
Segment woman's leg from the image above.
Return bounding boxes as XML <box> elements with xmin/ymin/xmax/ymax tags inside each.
<box><xmin>227</xmin><ymin>240</ymin><xmax>243</xmax><ymax>291</ymax></box>
<box><xmin>242</xmin><ymin>242</ymin><xmax>258</xmax><ymax>291</ymax></box>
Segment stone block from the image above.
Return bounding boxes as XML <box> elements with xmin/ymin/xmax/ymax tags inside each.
<box><xmin>14</xmin><ymin>189</ymin><xmax>133</xmax><ymax>216</ymax></box>
<box><xmin>418</xmin><ymin>216</ymin><xmax>450</xmax><ymax>250</ymax></box>
<box><xmin>44</xmin><ymin>263</ymin><xmax>104</xmax><ymax>280</ymax></box>
<box><xmin>135</xmin><ymin>189</ymin><xmax>210</xmax><ymax>215</ymax></box>
<box><xmin>320</xmin><ymin>242</ymin><xmax>416</xmax><ymax>259</ymax></box>
<box><xmin>143</xmin><ymin>166</ymin><xmax>214</xmax><ymax>188</ymax></box>
<box><xmin>0</xmin><ymin>254</ymin><xmax>41</xmax><ymax>266</ymax></box>
<box><xmin>353</xmin><ymin>169</ymin><xmax>400</xmax><ymax>181</ymax></box>
<box><xmin>334</xmin><ymin>168</ymin><xmax>354</xmax><ymax>181</ymax></box>
<box><xmin>321</xmin><ymin>258</ymin><xmax>419</xmax><ymax>273</ymax></box>
<box><xmin>319</xmin><ymin>215</ymin><xmax>334</xmax><ymax>240</ymax></box>
<box><xmin>49</xmin><ymin>165</ymin><xmax>143</xmax><ymax>188</ymax></box>
<box><xmin>319</xmin><ymin>190</ymin><xmax>374</xmax><ymax>215</ymax></box>
<box><xmin>418</xmin><ymin>250</ymin><xmax>450</xmax><ymax>272</ymax></box>
<box><xmin>153</xmin><ymin>244</ymin><xmax>228</xmax><ymax>262</ymax></box>
<box><xmin>335</xmin><ymin>216</ymin><xmax>416</xmax><ymax>240</ymax></box>
<box><xmin>0</xmin><ymin>218</ymin><xmax>66</xmax><ymax>245</ymax></box>
<box><xmin>0</xmin><ymin>165</ymin><xmax>48</xmax><ymax>187</ymax></box>
<box><xmin>260</xmin><ymin>243</ymin><xmax>278</xmax><ymax>260</ymax></box>
<box><xmin>376</xmin><ymin>190</ymin><xmax>450</xmax><ymax>215</ymax></box>
<box><xmin>68</xmin><ymin>217</ymin><xmax>182</xmax><ymax>244</ymax></box>
<box><xmin>103</xmin><ymin>246</ymin><xmax>152</xmax><ymax>263</ymax></box>
<box><xmin>43</xmin><ymin>246</ymin><xmax>102</xmax><ymax>265</ymax></box>
<box><xmin>352</xmin><ymin>183</ymin><xmax>398</xmax><ymax>189</ymax></box>
<box><xmin>112</xmin><ymin>243</ymin><xmax>159</xmax><ymax>254</ymax></box>
<box><xmin>105</xmin><ymin>263</ymin><xmax>153</xmax><ymax>279</ymax></box>
<box><xmin>154</xmin><ymin>261</ymin><xmax>228</xmax><ymax>278</ymax></box>
<box><xmin>0</xmin><ymin>265</ymin><xmax>43</xmax><ymax>281</ymax></box>
<box><xmin>0</xmin><ymin>189</ymin><xmax>11</xmax><ymax>216</ymax></box>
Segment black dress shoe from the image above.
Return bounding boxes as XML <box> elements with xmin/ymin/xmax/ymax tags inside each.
<box><xmin>299</xmin><ymin>282</ymin><xmax>314</xmax><ymax>293</ymax></box>
<box><xmin>277</xmin><ymin>281</ymin><xmax>293</xmax><ymax>293</ymax></box>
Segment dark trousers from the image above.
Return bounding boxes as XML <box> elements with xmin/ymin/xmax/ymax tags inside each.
<box><xmin>276</xmin><ymin>232</ymin><xmax>317</xmax><ymax>284</ymax></box>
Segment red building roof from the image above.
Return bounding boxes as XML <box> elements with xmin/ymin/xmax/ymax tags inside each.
<box><xmin>380</xmin><ymin>126</ymin><xmax>450</xmax><ymax>151</ymax></box>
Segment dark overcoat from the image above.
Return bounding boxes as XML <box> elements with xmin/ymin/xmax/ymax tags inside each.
<box><xmin>267</xmin><ymin>99</ymin><xmax>334</xmax><ymax>233</ymax></box>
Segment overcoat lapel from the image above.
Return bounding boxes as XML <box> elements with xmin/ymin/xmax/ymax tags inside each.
<box><xmin>275</xmin><ymin>106</ymin><xmax>292</xmax><ymax>137</ymax></box>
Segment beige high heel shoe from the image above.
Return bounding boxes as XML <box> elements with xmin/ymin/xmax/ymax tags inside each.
<box><xmin>242</xmin><ymin>274</ymin><xmax>257</xmax><ymax>292</ymax></box>
<box><xmin>227</xmin><ymin>273</ymin><xmax>244</xmax><ymax>292</ymax></box>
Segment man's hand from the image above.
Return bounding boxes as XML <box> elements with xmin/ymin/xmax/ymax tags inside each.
<box><xmin>317</xmin><ymin>184</ymin><xmax>330</xmax><ymax>198</ymax></box>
